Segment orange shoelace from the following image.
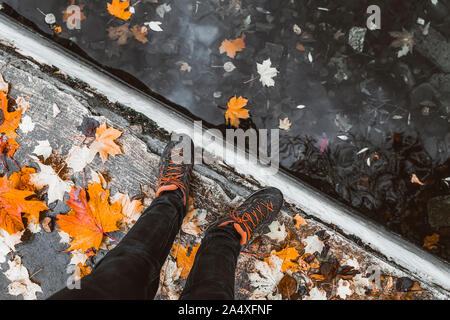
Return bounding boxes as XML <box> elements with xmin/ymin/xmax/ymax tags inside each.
<box><xmin>225</xmin><ymin>200</ymin><xmax>274</xmax><ymax>245</ymax></box>
<box><xmin>156</xmin><ymin>147</ymin><xmax>187</xmax><ymax>204</ymax></box>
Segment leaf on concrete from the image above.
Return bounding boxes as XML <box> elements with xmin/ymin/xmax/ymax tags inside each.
<box><xmin>293</xmin><ymin>214</ymin><xmax>307</xmax><ymax>229</ymax></box>
<box><xmin>0</xmin><ymin>73</ymin><xmax>9</xmax><ymax>93</ymax></box>
<box><xmin>181</xmin><ymin>208</ymin><xmax>207</xmax><ymax>236</ymax></box>
<box><xmin>304</xmin><ymin>287</ymin><xmax>327</xmax><ymax>300</ymax></box>
<box><xmin>171</xmin><ymin>243</ymin><xmax>200</xmax><ymax>279</ymax></box>
<box><xmin>158</xmin><ymin>259</ymin><xmax>182</xmax><ymax>300</ymax></box>
<box><xmin>0</xmin><ymin>90</ymin><xmax>22</xmax><ymax>138</ymax></box>
<box><xmin>56</xmin><ymin>183</ymin><xmax>123</xmax><ymax>252</ymax></box>
<box><xmin>277</xmin><ymin>274</ymin><xmax>297</xmax><ymax>299</ymax></box>
<box><xmin>265</xmin><ymin>246</ymin><xmax>300</xmax><ymax>273</ymax></box>
<box><xmin>265</xmin><ymin>220</ymin><xmax>287</xmax><ymax>242</ymax></box>
<box><xmin>110</xmin><ymin>191</ymin><xmax>144</xmax><ymax>229</ymax></box>
<box><xmin>0</xmin><ymin>229</ymin><xmax>23</xmax><ymax>264</ymax></box>
<box><xmin>0</xmin><ymin>137</ymin><xmax>20</xmax><ymax>159</ymax></box>
<box><xmin>303</xmin><ymin>235</ymin><xmax>324</xmax><ymax>254</ymax></box>
<box><xmin>0</xmin><ymin>174</ymin><xmax>48</xmax><ymax>234</ymax></box>
<box><xmin>89</xmin><ymin>122</ymin><xmax>122</xmax><ymax>163</ymax></box>
<box><xmin>29</xmin><ymin>156</ymin><xmax>73</xmax><ymax>204</ymax></box>
<box><xmin>3</xmin><ymin>256</ymin><xmax>42</xmax><ymax>300</ymax></box>
<box><xmin>336</xmin><ymin>279</ymin><xmax>353</xmax><ymax>299</ymax></box>
<box><xmin>248</xmin><ymin>255</ymin><xmax>284</xmax><ymax>299</ymax></box>
<box><xmin>32</xmin><ymin>140</ymin><xmax>52</xmax><ymax>160</ymax></box>
<box><xmin>18</xmin><ymin>115</ymin><xmax>35</xmax><ymax>134</ymax></box>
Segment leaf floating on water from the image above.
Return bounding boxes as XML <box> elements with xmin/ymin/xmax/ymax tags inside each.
<box><xmin>357</xmin><ymin>147</ymin><xmax>369</xmax><ymax>155</ymax></box>
<box><xmin>223</xmin><ymin>61</ymin><xmax>236</xmax><ymax>73</ymax></box>
<box><xmin>145</xmin><ymin>21</ymin><xmax>163</xmax><ymax>32</ymax></box>
<box><xmin>411</xmin><ymin>173</ymin><xmax>425</xmax><ymax>186</ymax></box>
<box><xmin>337</xmin><ymin>135</ymin><xmax>349</xmax><ymax>141</ymax></box>
<box><xmin>279</xmin><ymin>117</ymin><xmax>291</xmax><ymax>131</ymax></box>
<box><xmin>219</xmin><ymin>34</ymin><xmax>246</xmax><ymax>59</ymax></box>
<box><xmin>224</xmin><ymin>96</ymin><xmax>249</xmax><ymax>128</ymax></box>
<box><xmin>257</xmin><ymin>58</ymin><xmax>279</xmax><ymax>87</ymax></box>
<box><xmin>107</xmin><ymin>0</ymin><xmax>133</xmax><ymax>20</ymax></box>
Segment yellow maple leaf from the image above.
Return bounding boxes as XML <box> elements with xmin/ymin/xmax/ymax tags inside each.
<box><xmin>0</xmin><ymin>90</ymin><xmax>22</xmax><ymax>138</ymax></box>
<box><xmin>219</xmin><ymin>34</ymin><xmax>246</xmax><ymax>58</ymax></box>
<box><xmin>265</xmin><ymin>246</ymin><xmax>300</xmax><ymax>273</ymax></box>
<box><xmin>107</xmin><ymin>0</ymin><xmax>132</xmax><ymax>21</ymax></box>
<box><xmin>293</xmin><ymin>214</ymin><xmax>307</xmax><ymax>229</ymax></box>
<box><xmin>89</xmin><ymin>123</ymin><xmax>122</xmax><ymax>163</ymax></box>
<box><xmin>225</xmin><ymin>96</ymin><xmax>250</xmax><ymax>128</ymax></box>
<box><xmin>171</xmin><ymin>243</ymin><xmax>200</xmax><ymax>279</ymax></box>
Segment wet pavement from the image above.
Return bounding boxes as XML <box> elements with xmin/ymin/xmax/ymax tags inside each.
<box><xmin>1</xmin><ymin>0</ymin><xmax>449</xmax><ymax>261</ymax></box>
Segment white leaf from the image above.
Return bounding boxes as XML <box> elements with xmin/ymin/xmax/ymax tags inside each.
<box><xmin>279</xmin><ymin>117</ymin><xmax>291</xmax><ymax>131</ymax></box>
<box><xmin>257</xmin><ymin>58</ymin><xmax>279</xmax><ymax>87</ymax></box>
<box><xmin>248</xmin><ymin>255</ymin><xmax>284</xmax><ymax>299</ymax></box>
<box><xmin>0</xmin><ymin>229</ymin><xmax>23</xmax><ymax>265</ymax></box>
<box><xmin>111</xmin><ymin>192</ymin><xmax>144</xmax><ymax>228</ymax></box>
<box><xmin>15</xmin><ymin>96</ymin><xmax>30</xmax><ymax>112</ymax></box>
<box><xmin>337</xmin><ymin>135</ymin><xmax>349</xmax><ymax>141</ymax></box>
<box><xmin>308</xmin><ymin>52</ymin><xmax>313</xmax><ymax>63</ymax></box>
<box><xmin>357</xmin><ymin>147</ymin><xmax>369</xmax><ymax>155</ymax></box>
<box><xmin>296</xmin><ymin>104</ymin><xmax>306</xmax><ymax>109</ymax></box>
<box><xmin>69</xmin><ymin>249</ymin><xmax>89</xmax><ymax>266</ymax></box>
<box><xmin>66</xmin><ymin>145</ymin><xmax>96</xmax><ymax>173</ymax></box>
<box><xmin>304</xmin><ymin>287</ymin><xmax>327</xmax><ymax>300</ymax></box>
<box><xmin>397</xmin><ymin>43</ymin><xmax>410</xmax><ymax>58</ymax></box>
<box><xmin>223</xmin><ymin>61</ymin><xmax>236</xmax><ymax>72</ymax></box>
<box><xmin>0</xmin><ymin>73</ymin><xmax>9</xmax><ymax>93</ymax></box>
<box><xmin>303</xmin><ymin>235</ymin><xmax>324</xmax><ymax>254</ymax></box>
<box><xmin>4</xmin><ymin>256</ymin><xmax>42</xmax><ymax>300</ymax></box>
<box><xmin>32</xmin><ymin>140</ymin><xmax>52</xmax><ymax>160</ymax></box>
<box><xmin>265</xmin><ymin>221</ymin><xmax>287</xmax><ymax>242</ymax></box>
<box><xmin>58</xmin><ymin>231</ymin><xmax>70</xmax><ymax>244</ymax></box>
<box><xmin>293</xmin><ymin>24</ymin><xmax>302</xmax><ymax>35</ymax></box>
<box><xmin>145</xmin><ymin>21</ymin><xmax>163</xmax><ymax>32</ymax></box>
<box><xmin>19</xmin><ymin>115</ymin><xmax>35</xmax><ymax>134</ymax></box>
<box><xmin>52</xmin><ymin>103</ymin><xmax>61</xmax><ymax>118</ymax></box>
<box><xmin>29</xmin><ymin>156</ymin><xmax>73</xmax><ymax>204</ymax></box>
<box><xmin>336</xmin><ymin>279</ymin><xmax>353</xmax><ymax>299</ymax></box>
<box><xmin>353</xmin><ymin>274</ymin><xmax>372</xmax><ymax>295</ymax></box>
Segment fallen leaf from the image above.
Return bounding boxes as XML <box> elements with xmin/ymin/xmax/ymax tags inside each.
<box><xmin>56</xmin><ymin>183</ymin><xmax>123</xmax><ymax>252</ymax></box>
<box><xmin>304</xmin><ymin>287</ymin><xmax>327</xmax><ymax>300</ymax></box>
<box><xmin>110</xmin><ymin>191</ymin><xmax>144</xmax><ymax>228</ymax></box>
<box><xmin>145</xmin><ymin>21</ymin><xmax>163</xmax><ymax>32</ymax></box>
<box><xmin>66</xmin><ymin>145</ymin><xmax>94</xmax><ymax>173</ymax></box>
<box><xmin>411</xmin><ymin>173</ymin><xmax>425</xmax><ymax>186</ymax></box>
<box><xmin>0</xmin><ymin>138</ymin><xmax>20</xmax><ymax>159</ymax></box>
<box><xmin>303</xmin><ymin>235</ymin><xmax>324</xmax><ymax>254</ymax></box>
<box><xmin>131</xmin><ymin>25</ymin><xmax>148</xmax><ymax>43</ymax></box>
<box><xmin>18</xmin><ymin>115</ymin><xmax>35</xmax><ymax>134</ymax></box>
<box><xmin>0</xmin><ymin>90</ymin><xmax>22</xmax><ymax>138</ymax></box>
<box><xmin>336</xmin><ymin>279</ymin><xmax>353</xmax><ymax>299</ymax></box>
<box><xmin>156</xmin><ymin>3</ymin><xmax>171</xmax><ymax>18</ymax></box>
<box><xmin>296</xmin><ymin>43</ymin><xmax>305</xmax><ymax>51</ymax></box>
<box><xmin>29</xmin><ymin>156</ymin><xmax>73</xmax><ymax>204</ymax></box>
<box><xmin>171</xmin><ymin>243</ymin><xmax>200</xmax><ymax>279</ymax></box>
<box><xmin>279</xmin><ymin>118</ymin><xmax>291</xmax><ymax>131</ymax></box>
<box><xmin>179</xmin><ymin>62</ymin><xmax>192</xmax><ymax>72</ymax></box>
<box><xmin>52</xmin><ymin>103</ymin><xmax>61</xmax><ymax>118</ymax></box>
<box><xmin>277</xmin><ymin>274</ymin><xmax>297</xmax><ymax>299</ymax></box>
<box><xmin>32</xmin><ymin>140</ymin><xmax>52</xmax><ymax>160</ymax></box>
<box><xmin>265</xmin><ymin>246</ymin><xmax>300</xmax><ymax>273</ymax></box>
<box><xmin>41</xmin><ymin>217</ymin><xmax>52</xmax><ymax>233</ymax></box>
<box><xmin>89</xmin><ymin>122</ymin><xmax>122</xmax><ymax>163</ymax></box>
<box><xmin>0</xmin><ymin>229</ymin><xmax>22</xmax><ymax>264</ymax></box>
<box><xmin>225</xmin><ymin>96</ymin><xmax>249</xmax><ymax>128</ymax></box>
<box><xmin>0</xmin><ymin>174</ymin><xmax>48</xmax><ymax>234</ymax></box>
<box><xmin>3</xmin><ymin>256</ymin><xmax>42</xmax><ymax>300</ymax></box>
<box><xmin>158</xmin><ymin>259</ymin><xmax>182</xmax><ymax>299</ymax></box>
<box><xmin>293</xmin><ymin>214</ymin><xmax>307</xmax><ymax>229</ymax></box>
<box><xmin>265</xmin><ymin>220</ymin><xmax>287</xmax><ymax>242</ymax></box>
<box><xmin>0</xmin><ymin>74</ymin><xmax>9</xmax><ymax>93</ymax></box>
<box><xmin>181</xmin><ymin>208</ymin><xmax>207</xmax><ymax>236</ymax></box>
<box><xmin>15</xmin><ymin>97</ymin><xmax>30</xmax><ymax>113</ymax></box>
<box><xmin>389</xmin><ymin>30</ymin><xmax>414</xmax><ymax>57</ymax></box>
<box><xmin>248</xmin><ymin>255</ymin><xmax>284</xmax><ymax>299</ymax></box>
<box><xmin>108</xmin><ymin>23</ymin><xmax>132</xmax><ymax>45</ymax></box>
<box><xmin>257</xmin><ymin>58</ymin><xmax>278</xmax><ymax>87</ymax></box>
<box><xmin>107</xmin><ymin>0</ymin><xmax>133</xmax><ymax>20</ymax></box>
<box><xmin>219</xmin><ymin>34</ymin><xmax>246</xmax><ymax>58</ymax></box>
<box><xmin>423</xmin><ymin>233</ymin><xmax>439</xmax><ymax>250</ymax></box>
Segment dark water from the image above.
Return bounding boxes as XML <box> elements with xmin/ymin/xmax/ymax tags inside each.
<box><xmin>1</xmin><ymin>0</ymin><xmax>449</xmax><ymax>261</ymax></box>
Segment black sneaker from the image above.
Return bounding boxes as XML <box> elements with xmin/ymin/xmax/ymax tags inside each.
<box><xmin>218</xmin><ymin>187</ymin><xmax>284</xmax><ymax>246</ymax></box>
<box><xmin>155</xmin><ymin>135</ymin><xmax>194</xmax><ymax>208</ymax></box>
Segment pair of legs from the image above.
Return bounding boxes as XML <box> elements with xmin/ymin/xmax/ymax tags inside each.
<box><xmin>49</xmin><ymin>136</ymin><xmax>283</xmax><ymax>300</ymax></box>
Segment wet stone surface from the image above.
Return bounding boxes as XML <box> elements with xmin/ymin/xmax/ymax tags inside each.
<box><xmin>1</xmin><ymin>0</ymin><xmax>449</xmax><ymax>261</ymax></box>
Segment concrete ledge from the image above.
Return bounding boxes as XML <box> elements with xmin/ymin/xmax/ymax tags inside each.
<box><xmin>0</xmin><ymin>12</ymin><xmax>449</xmax><ymax>295</ymax></box>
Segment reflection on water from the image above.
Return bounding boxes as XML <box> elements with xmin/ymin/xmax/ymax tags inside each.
<box><xmin>2</xmin><ymin>0</ymin><xmax>449</xmax><ymax>260</ymax></box>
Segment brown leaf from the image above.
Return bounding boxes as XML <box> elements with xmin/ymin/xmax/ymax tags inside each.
<box><xmin>108</xmin><ymin>23</ymin><xmax>132</xmax><ymax>45</ymax></box>
<box><xmin>423</xmin><ymin>233</ymin><xmax>439</xmax><ymax>250</ymax></box>
<box><xmin>131</xmin><ymin>25</ymin><xmax>148</xmax><ymax>43</ymax></box>
<box><xmin>277</xmin><ymin>274</ymin><xmax>297</xmax><ymax>299</ymax></box>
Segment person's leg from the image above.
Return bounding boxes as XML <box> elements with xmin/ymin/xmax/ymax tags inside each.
<box><xmin>49</xmin><ymin>135</ymin><xmax>193</xmax><ymax>300</ymax></box>
<box><xmin>180</xmin><ymin>187</ymin><xmax>284</xmax><ymax>300</ymax></box>
<box><xmin>49</xmin><ymin>192</ymin><xmax>184</xmax><ymax>300</ymax></box>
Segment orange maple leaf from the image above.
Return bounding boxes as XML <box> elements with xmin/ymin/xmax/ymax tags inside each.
<box><xmin>225</xmin><ymin>96</ymin><xmax>250</xmax><ymax>128</ymax></box>
<box><xmin>293</xmin><ymin>214</ymin><xmax>307</xmax><ymax>229</ymax></box>
<box><xmin>265</xmin><ymin>246</ymin><xmax>300</xmax><ymax>273</ymax></box>
<box><xmin>219</xmin><ymin>34</ymin><xmax>246</xmax><ymax>58</ymax></box>
<box><xmin>171</xmin><ymin>243</ymin><xmax>200</xmax><ymax>279</ymax></box>
<box><xmin>0</xmin><ymin>90</ymin><xmax>22</xmax><ymax>138</ymax></box>
<box><xmin>9</xmin><ymin>167</ymin><xmax>36</xmax><ymax>191</ymax></box>
<box><xmin>0</xmin><ymin>174</ymin><xmax>48</xmax><ymax>234</ymax></box>
<box><xmin>56</xmin><ymin>183</ymin><xmax>123</xmax><ymax>252</ymax></box>
<box><xmin>89</xmin><ymin>123</ymin><xmax>122</xmax><ymax>163</ymax></box>
<box><xmin>107</xmin><ymin>0</ymin><xmax>133</xmax><ymax>21</ymax></box>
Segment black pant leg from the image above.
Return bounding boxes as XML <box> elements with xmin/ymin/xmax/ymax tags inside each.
<box><xmin>180</xmin><ymin>223</ymin><xmax>241</xmax><ymax>300</ymax></box>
